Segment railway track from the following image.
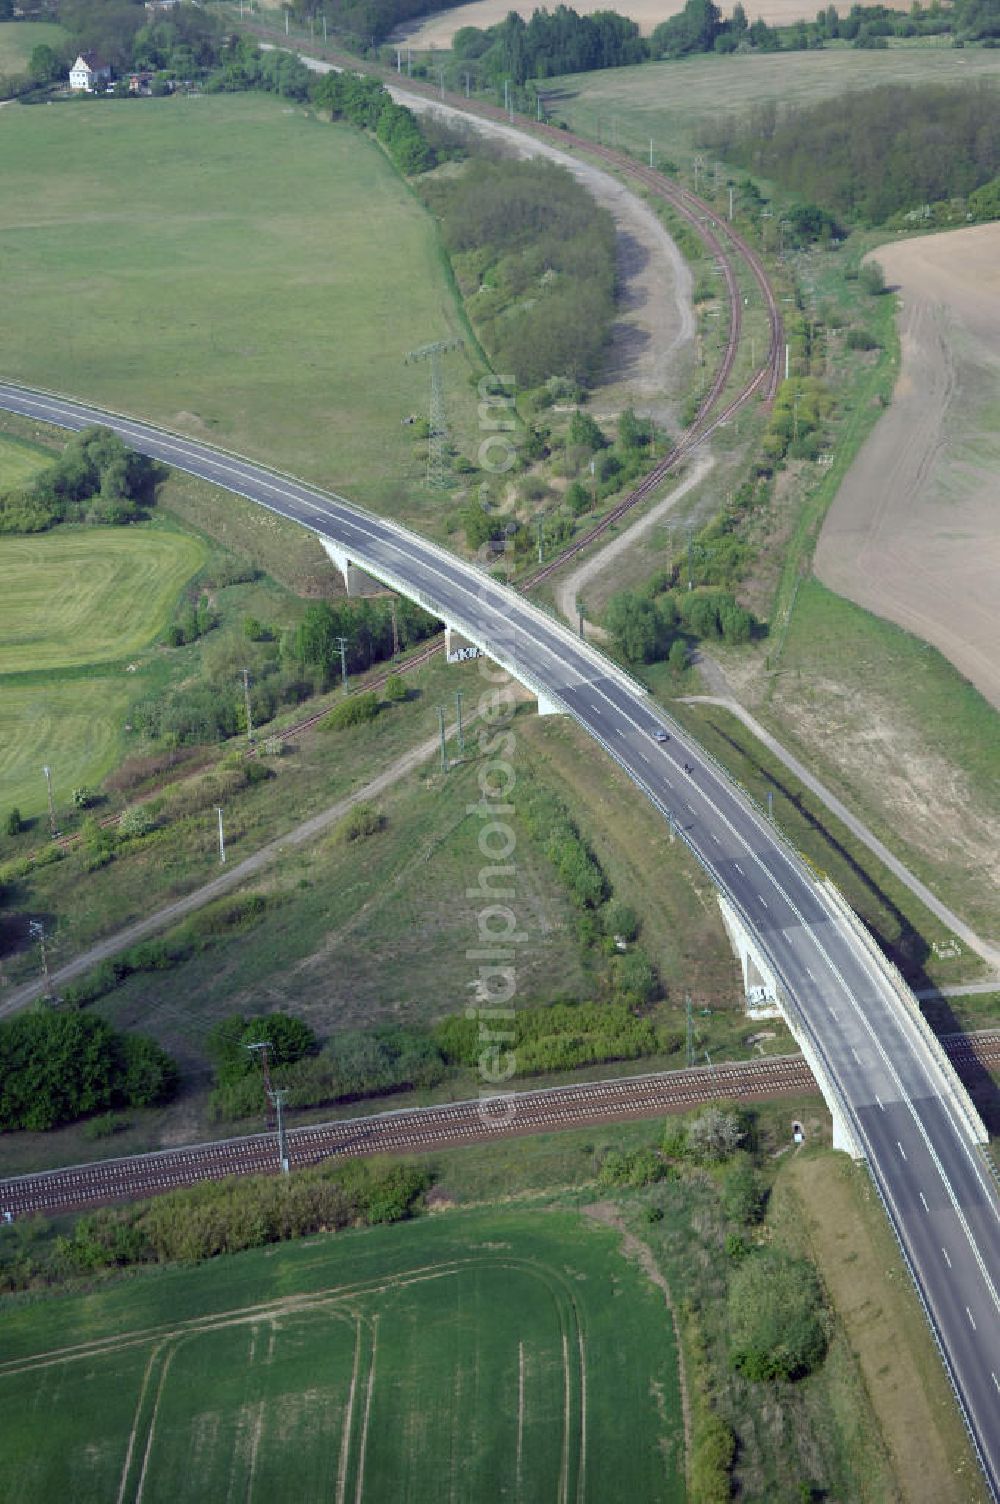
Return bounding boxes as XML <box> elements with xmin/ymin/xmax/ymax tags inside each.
<box><xmin>4</xmin><ymin>1032</ymin><xmax>998</xmax><ymax>1219</ymax></box>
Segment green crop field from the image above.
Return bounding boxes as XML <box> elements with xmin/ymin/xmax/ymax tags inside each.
<box><xmin>0</xmin><ymin>1207</ymin><xmax>684</xmax><ymax>1503</ymax></box>
<box><xmin>548</xmin><ymin>44</ymin><xmax>1000</xmax><ymax>167</ymax></box>
<box><xmin>0</xmin><ymin>526</ymin><xmax>205</xmax><ymax>815</ymax></box>
<box><xmin>0</xmin><ymin>433</ymin><xmax>49</xmax><ymax>491</ymax></box>
<box><xmin>0</xmin><ymin>94</ymin><xmax>481</xmax><ymax>525</ymax></box>
<box><xmin>0</xmin><ymin>529</ymin><xmax>206</xmax><ymax>675</ymax></box>
<box><xmin>0</xmin><ymin>21</ymin><xmax>69</xmax><ymax>76</ymax></box>
<box><xmin>0</xmin><ymin>676</ymin><xmax>133</xmax><ymax>820</ymax></box>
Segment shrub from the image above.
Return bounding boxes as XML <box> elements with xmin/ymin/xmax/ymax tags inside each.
<box><xmin>686</xmin><ymin>1106</ymin><xmax>744</xmax><ymax>1163</ymax></box>
<box><xmin>845</xmin><ymin>327</ymin><xmax>881</xmax><ymax>351</ymax></box>
<box><xmin>0</xmin><ymin>1013</ymin><xmax>177</xmax><ymax>1131</ymax></box>
<box><xmin>597</xmin><ymin>1148</ymin><xmax>666</xmax><ymax>1188</ymax></box>
<box><xmin>603</xmin><ymin>899</ymin><xmax>639</xmax><ymax>942</ymax></box>
<box><xmin>322</xmin><ymin>692</ymin><xmax>380</xmax><ymax>731</ymax></box>
<box><xmin>383</xmin><ymin>673</ymin><xmax>409</xmax><ymax>702</ymax></box>
<box><xmin>336</xmin><ymin>802</ymin><xmax>386</xmax><ymax>843</ymax></box>
<box><xmin>728</xmin><ymin>1249</ymin><xmax>827</xmax><ymax>1381</ymax></box>
<box><xmin>118</xmin><ymin>806</ymin><xmax>155</xmax><ymax>840</ymax></box>
<box><xmin>5</xmin><ymin>808</ymin><xmax>23</xmax><ymax>837</ymax></box>
<box><xmin>721</xmin><ymin>1154</ymin><xmax>767</xmax><ymax>1225</ymax></box>
<box><xmin>859</xmin><ymin>260</ymin><xmax>886</xmax><ymax>296</ymax></box>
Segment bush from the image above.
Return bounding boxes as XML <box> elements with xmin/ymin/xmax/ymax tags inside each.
<box><xmin>598</xmin><ymin>1148</ymin><xmax>666</xmax><ymax>1188</ymax></box>
<box><xmin>721</xmin><ymin>1154</ymin><xmax>767</xmax><ymax>1225</ymax></box>
<box><xmin>728</xmin><ymin>1249</ymin><xmax>827</xmax><ymax>1381</ymax></box>
<box><xmin>118</xmin><ymin>806</ymin><xmax>155</xmax><ymax>840</ymax></box>
<box><xmin>859</xmin><ymin>260</ymin><xmax>886</xmax><ymax>296</ymax></box>
<box><xmin>603</xmin><ymin>899</ymin><xmax>639</xmax><ymax>942</ymax></box>
<box><xmin>0</xmin><ymin>1013</ymin><xmax>177</xmax><ymax>1131</ymax></box>
<box><xmin>686</xmin><ymin>1106</ymin><xmax>744</xmax><ymax>1163</ymax></box>
<box><xmin>336</xmin><ymin>802</ymin><xmax>386</xmax><ymax>843</ymax></box>
<box><xmin>383</xmin><ymin>673</ymin><xmax>409</xmax><ymax>702</ymax></box>
<box><xmin>5</xmin><ymin>808</ymin><xmax>22</xmax><ymax>837</ymax></box>
<box><xmin>322</xmin><ymin>692</ymin><xmax>380</xmax><ymax>731</ymax></box>
<box><xmin>845</xmin><ymin>327</ymin><xmax>881</xmax><ymax>351</ymax></box>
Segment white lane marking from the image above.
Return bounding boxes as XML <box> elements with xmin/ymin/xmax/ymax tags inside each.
<box><xmin>758</xmin><ymin>895</ymin><xmax>768</xmax><ymax>909</ymax></box>
<box><xmin>804</xmin><ymin>966</ymin><xmax>814</xmax><ymax>980</ymax></box>
<box><xmin>919</xmin><ymin>1191</ymin><xmax>929</xmax><ymax>1211</ymax></box>
<box><xmin>897</xmin><ymin>1140</ymin><xmax>907</xmax><ymax>1161</ymax></box>
<box><xmin>966</xmin><ymin>1306</ymin><xmax>976</xmax><ymax>1331</ymax></box>
<box><xmin>942</xmin><ymin>1246</ymin><xmax>952</xmax><ymax>1268</ymax></box>
<box><xmin>17</xmin><ymin>388</ymin><xmax>1000</xmax><ymax>1306</ymax></box>
<box><xmin>851</xmin><ymin>1047</ymin><xmax>861</xmax><ymax>1065</ymax></box>
<box><xmin>733</xmin><ymin>862</ymin><xmax>743</xmax><ymax>876</ymax></box>
<box><xmin>875</xmin><ymin>1094</ymin><xmax>884</xmax><ymax>1111</ymax></box>
<box><xmin>992</xmin><ymin>1371</ymin><xmax>999</xmax><ymax>1393</ymax></box>
<box><xmin>829</xmin><ymin>1008</ymin><xmax>839</xmax><ymax>1021</ymax></box>
<box><xmin>710</xmin><ymin>832</ymin><xmax>720</xmax><ymax>844</ymax></box>
<box><xmin>638</xmin><ymin>751</ymin><xmax>649</xmax><ymax>764</ymax></box>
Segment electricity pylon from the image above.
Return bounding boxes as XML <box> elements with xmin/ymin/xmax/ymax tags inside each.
<box><xmin>404</xmin><ymin>338</ymin><xmax>463</xmax><ymax>489</ymax></box>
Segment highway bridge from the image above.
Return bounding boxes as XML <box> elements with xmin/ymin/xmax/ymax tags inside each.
<box><xmin>2</xmin><ymin>379</ymin><xmax>999</xmax><ymax>1495</ymax></box>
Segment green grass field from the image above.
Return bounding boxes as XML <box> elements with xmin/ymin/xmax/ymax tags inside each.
<box><xmin>0</xmin><ymin>21</ymin><xmax>68</xmax><ymax>76</ymax></box>
<box><xmin>547</xmin><ymin>44</ymin><xmax>1000</xmax><ymax>168</ymax></box>
<box><xmin>0</xmin><ymin>526</ymin><xmax>205</xmax><ymax>816</ymax></box>
<box><xmin>0</xmin><ymin>676</ymin><xmax>133</xmax><ymax>821</ymax></box>
<box><xmin>0</xmin><ymin>1207</ymin><xmax>684</xmax><ymax>1503</ymax></box>
<box><xmin>0</xmin><ymin>432</ymin><xmax>50</xmax><ymax>491</ymax></box>
<box><xmin>0</xmin><ymin>94</ymin><xmax>480</xmax><ymax>524</ymax></box>
<box><xmin>0</xmin><ymin>529</ymin><xmax>206</xmax><ymax>674</ymax></box>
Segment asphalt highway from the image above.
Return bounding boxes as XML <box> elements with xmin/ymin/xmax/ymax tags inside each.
<box><xmin>3</xmin><ymin>381</ymin><xmax>999</xmax><ymax>1493</ymax></box>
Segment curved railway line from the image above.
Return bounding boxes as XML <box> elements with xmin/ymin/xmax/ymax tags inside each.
<box><xmin>3</xmin><ymin>1033</ymin><xmax>998</xmax><ymax>1219</ymax></box>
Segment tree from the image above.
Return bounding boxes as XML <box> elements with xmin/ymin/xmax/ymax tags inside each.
<box><xmin>604</xmin><ymin>591</ymin><xmax>668</xmax><ymax>663</ymax></box>
<box><xmin>668</xmin><ymin>639</ymin><xmax>688</xmax><ymax>673</ymax></box>
<box><xmin>859</xmin><ymin>260</ymin><xmax>887</xmax><ymax>295</ymax></box>
<box><xmin>384</xmin><ymin>674</ymin><xmax>408</xmax><ymax>702</ymax></box>
<box><xmin>686</xmin><ymin>1105</ymin><xmax>744</xmax><ymax>1161</ymax></box>
<box><xmin>568</xmin><ymin>410</ymin><xmax>608</xmax><ymax>450</ymax></box>
<box><xmin>28</xmin><ymin>44</ymin><xmax>63</xmax><ymax>84</ymax></box>
<box><xmin>721</xmin><ymin>1154</ymin><xmax>767</xmax><ymax>1224</ymax></box>
<box><xmin>0</xmin><ymin>1013</ymin><xmax>176</xmax><ymax>1131</ymax></box>
<box><xmin>728</xmin><ymin>1249</ymin><xmax>827</xmax><ymax>1380</ymax></box>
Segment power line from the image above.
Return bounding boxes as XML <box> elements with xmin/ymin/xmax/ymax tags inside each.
<box><xmin>404</xmin><ymin>339</ymin><xmax>464</xmax><ymax>490</ymax></box>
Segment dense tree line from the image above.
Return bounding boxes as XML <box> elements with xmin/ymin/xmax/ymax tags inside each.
<box><xmin>419</xmin><ymin>158</ymin><xmax>616</xmax><ymax>390</ymax></box>
<box><xmin>714</xmin><ymin>82</ymin><xmax>1000</xmax><ymax>223</ymax></box>
<box><xmin>0</xmin><ymin>1011</ymin><xmax>176</xmax><ymax>1132</ymax></box>
<box><xmin>0</xmin><ymin>427</ymin><xmax>160</xmax><ymax>534</ymax></box>
<box><xmin>604</xmin><ymin>583</ymin><xmax>755</xmax><ymax>665</ymax></box>
<box><xmin>453</xmin><ymin>6</ymin><xmax>644</xmax><ymax>86</ymax></box>
<box><xmin>311</xmin><ymin>69</ymin><xmax>433</xmax><ymax>172</ymax></box>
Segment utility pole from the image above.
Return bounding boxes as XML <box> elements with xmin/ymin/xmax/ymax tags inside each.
<box><xmin>390</xmin><ymin>598</ymin><xmax>400</xmax><ymax>658</ymax></box>
<box><xmin>536</xmin><ymin>514</ymin><xmax>544</xmax><ymax>564</ymax></box>
<box><xmin>42</xmin><ymin>764</ymin><xmax>57</xmax><ymax>839</ymax></box>
<box><xmin>767</xmin><ymin>789</ymin><xmax>774</xmax><ymax>821</ymax></box>
<box><xmin>241</xmin><ymin>667</ymin><xmax>254</xmax><ymax>744</ymax></box>
<box><xmin>407</xmin><ymin>47</ymin><xmax>412</xmax><ymax>76</ymax></box>
<box><xmin>455</xmin><ymin>689</ymin><xmax>464</xmax><ymax>755</ymax></box>
<box><xmin>323</xmin><ymin>14</ymin><xmax>327</xmax><ymax>40</ymax></box>
<box><xmin>785</xmin><ymin>343</ymin><xmax>790</xmax><ymax>382</ymax></box>
<box><xmin>438</xmin><ymin>64</ymin><xmax>445</xmax><ymax>99</ymax></box>
<box><xmin>29</xmin><ymin>920</ymin><xmax>53</xmax><ymax>1001</ymax></box>
<box><xmin>649</xmin><ymin>138</ymin><xmax>654</xmax><ymax>168</ymax></box>
<box><xmin>270</xmin><ymin>1088</ymin><xmax>290</xmax><ymax>1174</ymax></box>
<box><xmin>336</xmin><ymin>635</ymin><xmax>349</xmax><ymax>690</ymax></box>
<box><xmin>729</xmin><ymin>184</ymin><xmax>734</xmax><ymax>221</ymax></box>
<box><xmin>465</xmin><ymin>72</ymin><xmax>470</xmax><ymax>98</ymax></box>
<box><xmin>285</xmin><ymin>9</ymin><xmax>288</xmax><ymax>34</ymax></box>
<box><xmin>247</xmin><ymin>1040</ymin><xmax>274</xmax><ymax>1127</ymax></box>
<box><xmin>436</xmin><ymin>706</ymin><xmax>448</xmax><ymax>772</ymax></box>
<box><xmin>215</xmin><ymin>805</ymin><xmax>226</xmax><ymax>864</ymax></box>
<box><xmin>685</xmin><ymin>995</ymin><xmax>695</xmax><ymax>1067</ymax></box>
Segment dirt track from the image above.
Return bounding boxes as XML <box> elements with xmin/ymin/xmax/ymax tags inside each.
<box><xmin>393</xmin><ymin>91</ymin><xmax>694</xmax><ymax>422</ymax></box>
<box><xmin>815</xmin><ymin>224</ymin><xmax>1000</xmax><ymax>712</ymax></box>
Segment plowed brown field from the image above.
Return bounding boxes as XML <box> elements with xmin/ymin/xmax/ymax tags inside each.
<box><xmin>816</xmin><ymin>224</ymin><xmax>1000</xmax><ymax>711</ymax></box>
